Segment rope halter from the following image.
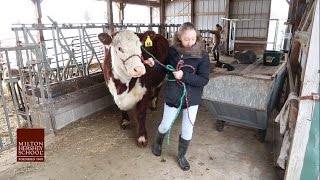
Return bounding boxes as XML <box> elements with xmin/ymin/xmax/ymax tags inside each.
<box><xmin>122</xmin><ymin>54</ymin><xmax>143</xmax><ymax>64</ymax></box>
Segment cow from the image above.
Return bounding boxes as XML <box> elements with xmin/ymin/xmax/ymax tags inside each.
<box><xmin>98</xmin><ymin>30</ymin><xmax>169</xmax><ymax>147</ymax></box>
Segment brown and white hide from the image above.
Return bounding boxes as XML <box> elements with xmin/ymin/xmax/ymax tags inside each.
<box><xmin>98</xmin><ymin>30</ymin><xmax>169</xmax><ymax>147</ymax></box>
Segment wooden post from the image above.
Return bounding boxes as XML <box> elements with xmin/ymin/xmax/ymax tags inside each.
<box><xmin>32</xmin><ymin>0</ymin><xmax>44</xmax><ymax>43</ymax></box>
<box><xmin>293</xmin><ymin>0</ymin><xmax>306</xmax><ymax>31</ymax></box>
<box><xmin>190</xmin><ymin>0</ymin><xmax>195</xmax><ymax>24</ymax></box>
<box><xmin>224</xmin><ymin>0</ymin><xmax>230</xmax><ymax>54</ymax></box>
<box><xmin>119</xmin><ymin>2</ymin><xmax>125</xmax><ymax>25</ymax></box>
<box><xmin>285</xmin><ymin>2</ymin><xmax>319</xmax><ymax>178</ymax></box>
<box><xmin>106</xmin><ymin>0</ymin><xmax>114</xmax><ymax>33</ymax></box>
<box><xmin>150</xmin><ymin>7</ymin><xmax>153</xmax><ymax>25</ymax></box>
<box><xmin>289</xmin><ymin>0</ymin><xmax>306</xmax><ymax>89</ymax></box>
<box><xmin>159</xmin><ymin>0</ymin><xmax>166</xmax><ymax>36</ymax></box>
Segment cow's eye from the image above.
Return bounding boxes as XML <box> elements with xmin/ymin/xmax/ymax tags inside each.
<box><xmin>118</xmin><ymin>47</ymin><xmax>123</xmax><ymax>53</ymax></box>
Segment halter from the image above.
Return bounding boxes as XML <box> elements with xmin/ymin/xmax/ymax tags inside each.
<box><xmin>122</xmin><ymin>54</ymin><xmax>143</xmax><ymax>64</ymax></box>
<box><xmin>115</xmin><ymin>53</ymin><xmax>143</xmax><ymax>82</ymax></box>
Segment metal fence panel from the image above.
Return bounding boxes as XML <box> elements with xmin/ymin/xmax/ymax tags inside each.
<box><xmin>0</xmin><ymin>44</ymin><xmax>54</xmax><ymax>151</ymax></box>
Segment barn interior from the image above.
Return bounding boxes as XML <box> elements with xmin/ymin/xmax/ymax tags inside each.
<box><xmin>0</xmin><ymin>0</ymin><xmax>319</xmax><ymax>179</ymax></box>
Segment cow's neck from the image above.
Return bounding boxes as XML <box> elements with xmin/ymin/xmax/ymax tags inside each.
<box><xmin>113</xmin><ymin>69</ymin><xmax>131</xmax><ymax>83</ymax></box>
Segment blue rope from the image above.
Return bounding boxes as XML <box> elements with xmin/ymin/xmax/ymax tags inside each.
<box><xmin>141</xmin><ymin>46</ymin><xmax>175</xmax><ymax>72</ymax></box>
<box><xmin>141</xmin><ymin>46</ymin><xmax>186</xmax><ymax>144</ymax></box>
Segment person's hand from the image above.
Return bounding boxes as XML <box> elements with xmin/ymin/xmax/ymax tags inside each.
<box><xmin>143</xmin><ymin>58</ymin><xmax>155</xmax><ymax>67</ymax></box>
<box><xmin>172</xmin><ymin>70</ymin><xmax>183</xmax><ymax>80</ymax></box>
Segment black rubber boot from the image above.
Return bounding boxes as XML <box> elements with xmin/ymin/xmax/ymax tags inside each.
<box><xmin>152</xmin><ymin>130</ymin><xmax>166</xmax><ymax>156</ymax></box>
<box><xmin>213</xmin><ymin>52</ymin><xmax>218</xmax><ymax>61</ymax></box>
<box><xmin>216</xmin><ymin>51</ymin><xmax>220</xmax><ymax>61</ymax></box>
<box><xmin>178</xmin><ymin>135</ymin><xmax>190</xmax><ymax>171</ymax></box>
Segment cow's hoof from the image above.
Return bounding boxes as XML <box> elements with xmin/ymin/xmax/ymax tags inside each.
<box><xmin>137</xmin><ymin>136</ymin><xmax>148</xmax><ymax>147</ymax></box>
<box><xmin>121</xmin><ymin>119</ymin><xmax>130</xmax><ymax>130</ymax></box>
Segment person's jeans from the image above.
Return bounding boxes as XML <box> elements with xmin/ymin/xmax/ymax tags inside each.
<box><xmin>158</xmin><ymin>104</ymin><xmax>199</xmax><ymax>140</ymax></box>
<box><xmin>211</xmin><ymin>43</ymin><xmax>219</xmax><ymax>61</ymax></box>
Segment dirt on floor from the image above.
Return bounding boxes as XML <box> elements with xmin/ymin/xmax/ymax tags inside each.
<box><xmin>0</xmin><ymin>55</ymin><xmax>283</xmax><ymax>180</ymax></box>
<box><xmin>0</xmin><ymin>84</ymin><xmax>26</xmax><ymax>150</ymax></box>
<box><xmin>0</xmin><ymin>98</ymin><xmax>282</xmax><ymax>180</ymax></box>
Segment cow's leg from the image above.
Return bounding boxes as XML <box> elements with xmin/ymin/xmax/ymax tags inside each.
<box><xmin>135</xmin><ymin>97</ymin><xmax>149</xmax><ymax>147</ymax></box>
<box><xmin>121</xmin><ymin>111</ymin><xmax>130</xmax><ymax>129</ymax></box>
<box><xmin>150</xmin><ymin>83</ymin><xmax>163</xmax><ymax>111</ymax></box>
<box><xmin>150</xmin><ymin>97</ymin><xmax>158</xmax><ymax>111</ymax></box>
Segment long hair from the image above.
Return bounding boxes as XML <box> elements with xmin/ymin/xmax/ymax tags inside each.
<box><xmin>173</xmin><ymin>22</ymin><xmax>203</xmax><ymax>48</ymax></box>
<box><xmin>172</xmin><ymin>22</ymin><xmax>205</xmax><ymax>58</ymax></box>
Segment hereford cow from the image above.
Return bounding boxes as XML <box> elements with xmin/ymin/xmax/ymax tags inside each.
<box><xmin>98</xmin><ymin>30</ymin><xmax>169</xmax><ymax>147</ymax></box>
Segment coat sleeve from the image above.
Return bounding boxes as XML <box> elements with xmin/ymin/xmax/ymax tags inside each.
<box><xmin>153</xmin><ymin>47</ymin><xmax>174</xmax><ymax>73</ymax></box>
<box><xmin>180</xmin><ymin>53</ymin><xmax>210</xmax><ymax>87</ymax></box>
<box><xmin>154</xmin><ymin>60</ymin><xmax>168</xmax><ymax>73</ymax></box>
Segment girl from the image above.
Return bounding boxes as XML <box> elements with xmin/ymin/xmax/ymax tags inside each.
<box><xmin>144</xmin><ymin>22</ymin><xmax>210</xmax><ymax>171</ymax></box>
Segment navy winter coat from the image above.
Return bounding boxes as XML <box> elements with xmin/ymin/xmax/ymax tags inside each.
<box><xmin>155</xmin><ymin>46</ymin><xmax>210</xmax><ymax>109</ymax></box>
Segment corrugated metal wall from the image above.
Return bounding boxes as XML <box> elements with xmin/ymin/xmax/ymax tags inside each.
<box><xmin>165</xmin><ymin>1</ymin><xmax>191</xmax><ymax>24</ymax></box>
<box><xmin>165</xmin><ymin>0</ymin><xmax>227</xmax><ymax>48</ymax></box>
<box><xmin>230</xmin><ymin>0</ymin><xmax>271</xmax><ymax>39</ymax></box>
<box><xmin>165</xmin><ymin>0</ymin><xmax>227</xmax><ymax>30</ymax></box>
<box><xmin>229</xmin><ymin>0</ymin><xmax>272</xmax><ymax>53</ymax></box>
<box><xmin>195</xmin><ymin>0</ymin><xmax>227</xmax><ymax>30</ymax></box>
<box><xmin>165</xmin><ymin>0</ymin><xmax>271</xmax><ymax>34</ymax></box>
<box><xmin>164</xmin><ymin>0</ymin><xmax>272</xmax><ymax>53</ymax></box>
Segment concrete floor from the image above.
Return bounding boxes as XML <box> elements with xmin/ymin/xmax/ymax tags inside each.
<box><xmin>0</xmin><ymin>55</ymin><xmax>282</xmax><ymax>180</ymax></box>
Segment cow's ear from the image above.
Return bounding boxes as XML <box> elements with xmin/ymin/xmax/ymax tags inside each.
<box><xmin>98</xmin><ymin>33</ymin><xmax>112</xmax><ymax>45</ymax></box>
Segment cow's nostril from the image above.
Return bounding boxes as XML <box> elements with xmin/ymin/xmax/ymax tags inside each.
<box><xmin>134</xmin><ymin>67</ymin><xmax>142</xmax><ymax>72</ymax></box>
<box><xmin>133</xmin><ymin>67</ymin><xmax>145</xmax><ymax>75</ymax></box>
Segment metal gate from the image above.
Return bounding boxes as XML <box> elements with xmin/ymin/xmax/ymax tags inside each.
<box><xmin>0</xmin><ymin>44</ymin><xmax>54</xmax><ymax>151</ymax></box>
<box><xmin>0</xmin><ymin>22</ymin><xmax>180</xmax><ymax>151</ymax></box>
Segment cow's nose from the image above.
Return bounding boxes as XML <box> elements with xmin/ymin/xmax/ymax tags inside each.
<box><xmin>133</xmin><ymin>66</ymin><xmax>146</xmax><ymax>76</ymax></box>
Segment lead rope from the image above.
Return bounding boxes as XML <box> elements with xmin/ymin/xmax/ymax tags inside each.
<box><xmin>141</xmin><ymin>46</ymin><xmax>195</xmax><ymax>144</ymax></box>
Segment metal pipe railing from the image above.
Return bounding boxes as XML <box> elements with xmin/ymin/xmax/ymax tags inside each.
<box><xmin>11</xmin><ymin>22</ymin><xmax>180</xmax><ymax>84</ymax></box>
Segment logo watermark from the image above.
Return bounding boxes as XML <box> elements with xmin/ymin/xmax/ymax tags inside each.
<box><xmin>17</xmin><ymin>128</ymin><xmax>45</xmax><ymax>162</ymax></box>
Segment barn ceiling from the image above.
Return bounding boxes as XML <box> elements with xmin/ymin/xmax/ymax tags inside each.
<box><xmin>112</xmin><ymin>0</ymin><xmax>160</xmax><ymax>7</ymax></box>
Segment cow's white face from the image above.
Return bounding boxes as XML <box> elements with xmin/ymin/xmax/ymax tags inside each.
<box><xmin>109</xmin><ymin>30</ymin><xmax>146</xmax><ymax>82</ymax></box>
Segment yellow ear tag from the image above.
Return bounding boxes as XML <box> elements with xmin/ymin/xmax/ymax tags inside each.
<box><xmin>145</xmin><ymin>36</ymin><xmax>153</xmax><ymax>47</ymax></box>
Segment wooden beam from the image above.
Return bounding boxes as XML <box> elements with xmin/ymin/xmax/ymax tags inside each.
<box><xmin>197</xmin><ymin>12</ymin><xmax>227</xmax><ymax>16</ymax></box>
<box><xmin>33</xmin><ymin>0</ymin><xmax>44</xmax><ymax>42</ymax></box>
<box><xmin>228</xmin><ymin>0</ymin><xmax>263</xmax><ymax>1</ymax></box>
<box><xmin>190</xmin><ymin>0</ymin><xmax>195</xmax><ymax>24</ymax></box>
<box><xmin>225</xmin><ymin>0</ymin><xmax>230</xmax><ymax>54</ymax></box>
<box><xmin>230</xmin><ymin>13</ymin><xmax>270</xmax><ymax>16</ymax></box>
<box><xmin>290</xmin><ymin>0</ymin><xmax>309</xmax><ymax>84</ymax></box>
<box><xmin>166</xmin><ymin>13</ymin><xmax>189</xmax><ymax>17</ymax></box>
<box><xmin>295</xmin><ymin>0</ymin><xmax>307</xmax><ymax>31</ymax></box>
<box><xmin>112</xmin><ymin>0</ymin><xmax>160</xmax><ymax>7</ymax></box>
<box><xmin>166</xmin><ymin>0</ymin><xmax>189</xmax><ymax>2</ymax></box>
<box><xmin>150</xmin><ymin>7</ymin><xmax>153</xmax><ymax>24</ymax></box>
<box><xmin>119</xmin><ymin>2</ymin><xmax>125</xmax><ymax>25</ymax></box>
<box><xmin>160</xmin><ymin>0</ymin><xmax>165</xmax><ymax>36</ymax></box>
<box><xmin>285</xmin><ymin>2</ymin><xmax>319</xmax><ymax>179</ymax></box>
<box><xmin>166</xmin><ymin>12</ymin><xmax>226</xmax><ymax>17</ymax></box>
<box><xmin>106</xmin><ymin>0</ymin><xmax>114</xmax><ymax>33</ymax></box>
